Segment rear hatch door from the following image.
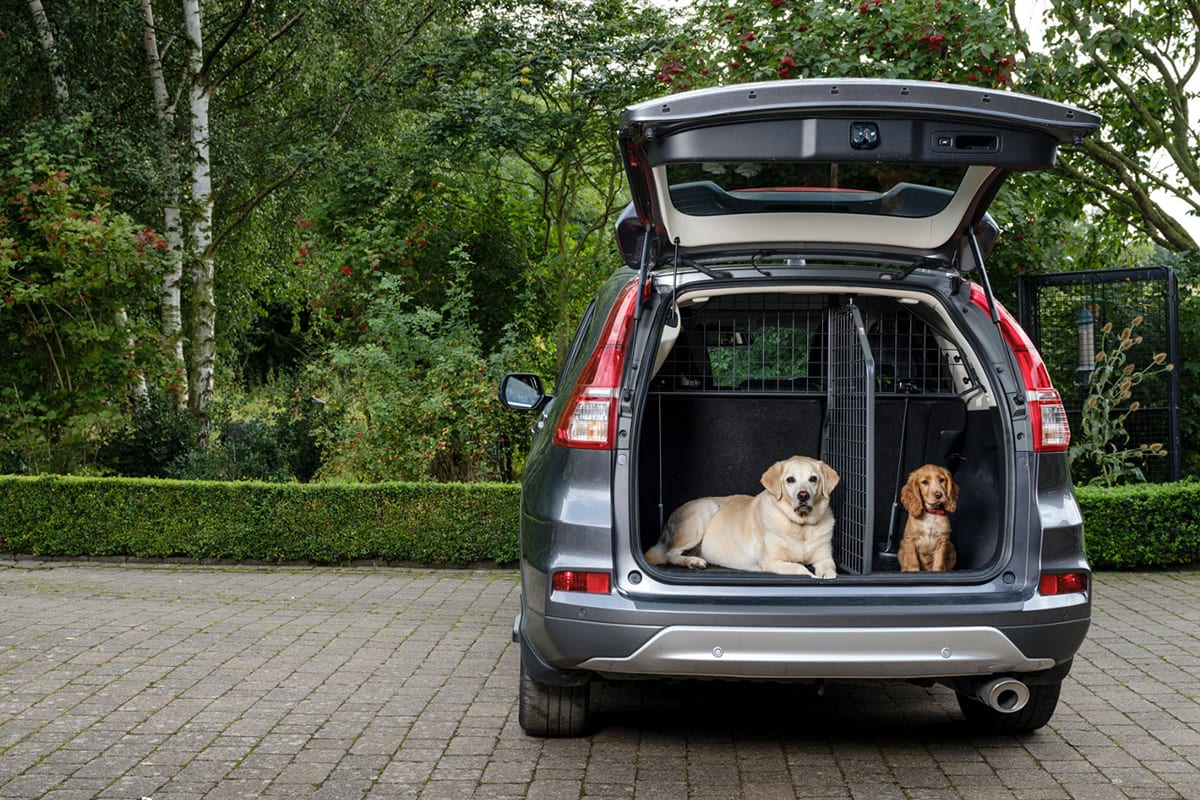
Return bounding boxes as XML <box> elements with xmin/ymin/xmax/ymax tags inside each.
<box><xmin>616</xmin><ymin>78</ymin><xmax>1100</xmax><ymax>270</ymax></box>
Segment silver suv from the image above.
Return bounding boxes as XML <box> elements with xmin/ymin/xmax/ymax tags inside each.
<box><xmin>501</xmin><ymin>79</ymin><xmax>1098</xmax><ymax>737</ymax></box>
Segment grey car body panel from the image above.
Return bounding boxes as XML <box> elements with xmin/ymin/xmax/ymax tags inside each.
<box><xmin>619</xmin><ymin>79</ymin><xmax>1100</xmax><ymax>145</ymax></box>
<box><xmin>577</xmin><ymin>626</ymin><xmax>1060</xmax><ymax>679</ymax></box>
<box><xmin>514</xmin><ymin>268</ymin><xmax>1088</xmax><ymax>685</ymax></box>
<box><xmin>616</xmin><ymin>79</ymin><xmax>1101</xmax><ymax>269</ymax></box>
<box><xmin>507</xmin><ymin>80</ymin><xmax>1092</xmax><ymax>699</ymax></box>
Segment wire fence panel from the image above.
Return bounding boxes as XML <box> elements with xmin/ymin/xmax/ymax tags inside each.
<box><xmin>1018</xmin><ymin>267</ymin><xmax>1180</xmax><ymax>483</ymax></box>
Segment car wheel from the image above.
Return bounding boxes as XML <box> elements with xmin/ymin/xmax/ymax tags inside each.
<box><xmin>956</xmin><ymin>680</ymin><xmax>1062</xmax><ymax>733</ymax></box>
<box><xmin>518</xmin><ymin>652</ymin><xmax>590</xmax><ymax>737</ymax></box>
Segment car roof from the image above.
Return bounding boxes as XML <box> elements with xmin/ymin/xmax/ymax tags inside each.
<box><xmin>616</xmin><ymin>79</ymin><xmax>1101</xmax><ymax>271</ymax></box>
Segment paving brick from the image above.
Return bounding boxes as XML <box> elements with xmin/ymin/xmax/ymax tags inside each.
<box><xmin>2</xmin><ymin>564</ymin><xmax>1200</xmax><ymax>799</ymax></box>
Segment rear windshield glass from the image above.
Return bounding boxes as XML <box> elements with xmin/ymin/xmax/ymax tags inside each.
<box><xmin>666</xmin><ymin>162</ymin><xmax>968</xmax><ymax>218</ymax></box>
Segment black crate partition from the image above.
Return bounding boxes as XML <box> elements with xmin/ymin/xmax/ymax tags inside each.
<box><xmin>822</xmin><ymin>303</ymin><xmax>875</xmax><ymax>574</ymax></box>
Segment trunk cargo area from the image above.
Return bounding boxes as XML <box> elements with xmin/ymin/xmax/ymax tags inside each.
<box><xmin>635</xmin><ymin>291</ymin><xmax>1005</xmax><ymax>575</ymax></box>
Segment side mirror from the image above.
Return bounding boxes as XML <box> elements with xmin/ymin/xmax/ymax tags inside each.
<box><xmin>499</xmin><ymin>373</ymin><xmax>549</xmax><ymax>411</ymax></box>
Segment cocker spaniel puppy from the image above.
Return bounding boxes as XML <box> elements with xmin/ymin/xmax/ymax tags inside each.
<box><xmin>897</xmin><ymin>464</ymin><xmax>958</xmax><ymax>572</ymax></box>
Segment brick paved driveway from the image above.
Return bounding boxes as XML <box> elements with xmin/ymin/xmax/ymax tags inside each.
<box><xmin>0</xmin><ymin>562</ymin><xmax>1198</xmax><ymax>800</ymax></box>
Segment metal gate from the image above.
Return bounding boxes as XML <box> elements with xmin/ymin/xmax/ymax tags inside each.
<box><xmin>822</xmin><ymin>302</ymin><xmax>875</xmax><ymax>574</ymax></box>
<box><xmin>1018</xmin><ymin>267</ymin><xmax>1181</xmax><ymax>483</ymax></box>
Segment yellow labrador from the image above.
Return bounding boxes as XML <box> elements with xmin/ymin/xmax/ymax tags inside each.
<box><xmin>645</xmin><ymin>455</ymin><xmax>840</xmax><ymax>578</ymax></box>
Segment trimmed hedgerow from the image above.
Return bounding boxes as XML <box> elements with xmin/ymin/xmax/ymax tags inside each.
<box><xmin>0</xmin><ymin>476</ymin><xmax>520</xmax><ymax>566</ymax></box>
<box><xmin>1075</xmin><ymin>482</ymin><xmax>1200</xmax><ymax>569</ymax></box>
<box><xmin>1</xmin><ymin>477</ymin><xmax>1198</xmax><ymax>570</ymax></box>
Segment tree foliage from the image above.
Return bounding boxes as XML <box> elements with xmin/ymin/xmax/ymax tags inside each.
<box><xmin>1</xmin><ymin>0</ymin><xmax>1195</xmax><ymax>481</ymax></box>
<box><xmin>0</xmin><ymin>124</ymin><xmax>167</xmax><ymax>473</ymax></box>
<box><xmin>1015</xmin><ymin>0</ymin><xmax>1200</xmax><ymax>251</ymax></box>
<box><xmin>284</xmin><ymin>0</ymin><xmax>673</xmax><ymax>481</ymax></box>
<box><xmin>384</xmin><ymin>0</ymin><xmax>670</xmax><ymax>351</ymax></box>
<box><xmin>985</xmin><ymin>170</ymin><xmax>1155</xmax><ymax>302</ymax></box>
<box><xmin>2</xmin><ymin>0</ymin><xmax>470</xmax><ymax>437</ymax></box>
<box><xmin>1</xmin><ymin>0</ymin><xmax>481</xmax><ymax>468</ymax></box>
<box><xmin>655</xmin><ymin>0</ymin><xmax>1022</xmax><ymax>90</ymax></box>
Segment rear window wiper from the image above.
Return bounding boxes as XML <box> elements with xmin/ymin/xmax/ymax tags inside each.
<box><xmin>662</xmin><ymin>255</ymin><xmax>733</xmax><ymax>280</ymax></box>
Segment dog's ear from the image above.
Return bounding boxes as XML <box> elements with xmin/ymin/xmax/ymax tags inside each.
<box><xmin>900</xmin><ymin>472</ymin><xmax>923</xmax><ymax>517</ymax></box>
<box><xmin>761</xmin><ymin>460</ymin><xmax>785</xmax><ymax>499</ymax></box>
<box><xmin>820</xmin><ymin>461</ymin><xmax>840</xmax><ymax>496</ymax></box>
<box><xmin>944</xmin><ymin>469</ymin><xmax>959</xmax><ymax>513</ymax></box>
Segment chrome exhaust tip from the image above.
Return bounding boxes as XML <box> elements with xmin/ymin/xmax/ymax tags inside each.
<box><xmin>975</xmin><ymin>677</ymin><xmax>1030</xmax><ymax>713</ymax></box>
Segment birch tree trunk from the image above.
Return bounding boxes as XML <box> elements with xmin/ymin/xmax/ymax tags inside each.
<box><xmin>183</xmin><ymin>0</ymin><xmax>216</xmax><ymax>444</ymax></box>
<box><xmin>27</xmin><ymin>0</ymin><xmax>69</xmax><ymax>103</ymax></box>
<box><xmin>141</xmin><ymin>0</ymin><xmax>188</xmax><ymax>409</ymax></box>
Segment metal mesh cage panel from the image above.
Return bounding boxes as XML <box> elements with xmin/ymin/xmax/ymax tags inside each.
<box><xmin>860</xmin><ymin>302</ymin><xmax>971</xmax><ymax>396</ymax></box>
<box><xmin>651</xmin><ymin>294</ymin><xmax>973</xmax><ymax>398</ymax></box>
<box><xmin>822</xmin><ymin>304</ymin><xmax>875</xmax><ymax>575</ymax></box>
<box><xmin>650</xmin><ymin>294</ymin><xmax>827</xmax><ymax>393</ymax></box>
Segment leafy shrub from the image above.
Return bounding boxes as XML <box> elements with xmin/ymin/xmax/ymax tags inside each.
<box><xmin>167</xmin><ymin>417</ymin><xmax>297</xmax><ymax>482</ymax></box>
<box><xmin>308</xmin><ymin>246</ymin><xmax>530</xmax><ymax>483</ymax></box>
<box><xmin>4</xmin><ymin>477</ymin><xmax>1200</xmax><ymax>570</ymax></box>
<box><xmin>1076</xmin><ymin>482</ymin><xmax>1200</xmax><ymax>568</ymax></box>
<box><xmin>274</xmin><ymin>393</ymin><xmax>325</xmax><ymax>483</ymax></box>
<box><xmin>96</xmin><ymin>388</ymin><xmax>195</xmax><ymax>477</ymax></box>
<box><xmin>0</xmin><ymin>476</ymin><xmax>520</xmax><ymax>565</ymax></box>
<box><xmin>100</xmin><ymin>378</ymin><xmax>323</xmax><ymax>484</ymax></box>
<box><xmin>0</xmin><ymin>122</ymin><xmax>168</xmax><ymax>474</ymax></box>
<box><xmin>1070</xmin><ymin>315</ymin><xmax>1173</xmax><ymax>486</ymax></box>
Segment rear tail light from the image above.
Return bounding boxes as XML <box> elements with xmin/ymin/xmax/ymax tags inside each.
<box><xmin>1027</xmin><ymin>389</ymin><xmax>1071</xmax><ymax>450</ymax></box>
<box><xmin>969</xmin><ymin>284</ymin><xmax>1070</xmax><ymax>452</ymax></box>
<box><xmin>552</xmin><ymin>570</ymin><xmax>612</xmax><ymax>594</ymax></box>
<box><xmin>553</xmin><ymin>281</ymin><xmax>640</xmax><ymax>449</ymax></box>
<box><xmin>1039</xmin><ymin>572</ymin><xmax>1088</xmax><ymax>596</ymax></box>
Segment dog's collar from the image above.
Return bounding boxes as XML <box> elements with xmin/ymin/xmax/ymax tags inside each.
<box><xmin>925</xmin><ymin>507</ymin><xmax>947</xmax><ymax>516</ymax></box>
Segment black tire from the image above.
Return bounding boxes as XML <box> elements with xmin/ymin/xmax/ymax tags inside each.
<box><xmin>518</xmin><ymin>653</ymin><xmax>590</xmax><ymax>737</ymax></box>
<box><xmin>956</xmin><ymin>680</ymin><xmax>1062</xmax><ymax>734</ymax></box>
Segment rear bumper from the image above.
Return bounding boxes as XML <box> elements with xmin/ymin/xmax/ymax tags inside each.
<box><xmin>576</xmin><ymin>623</ymin><xmax>1056</xmax><ymax>679</ymax></box>
<box><xmin>518</xmin><ymin>599</ymin><xmax>1089</xmax><ymax>684</ymax></box>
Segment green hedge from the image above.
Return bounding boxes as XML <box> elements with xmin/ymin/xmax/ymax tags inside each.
<box><xmin>0</xmin><ymin>476</ymin><xmax>520</xmax><ymax>565</ymax></box>
<box><xmin>1075</xmin><ymin>482</ymin><xmax>1200</xmax><ymax>569</ymax></box>
<box><xmin>2</xmin><ymin>476</ymin><xmax>1198</xmax><ymax>569</ymax></box>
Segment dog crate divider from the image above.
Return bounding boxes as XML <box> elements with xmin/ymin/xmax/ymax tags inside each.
<box><xmin>643</xmin><ymin>292</ymin><xmax>980</xmax><ymax>575</ymax></box>
<box><xmin>822</xmin><ymin>302</ymin><xmax>875</xmax><ymax>575</ymax></box>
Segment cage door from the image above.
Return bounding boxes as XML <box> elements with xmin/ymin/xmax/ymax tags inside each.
<box><xmin>822</xmin><ymin>303</ymin><xmax>876</xmax><ymax>575</ymax></box>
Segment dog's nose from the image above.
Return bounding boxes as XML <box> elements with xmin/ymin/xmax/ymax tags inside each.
<box><xmin>797</xmin><ymin>491</ymin><xmax>810</xmax><ymax>503</ymax></box>
<box><xmin>933</xmin><ymin>491</ymin><xmax>944</xmax><ymax>500</ymax></box>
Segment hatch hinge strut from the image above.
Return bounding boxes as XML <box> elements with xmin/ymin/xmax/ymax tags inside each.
<box><xmin>634</xmin><ymin>223</ymin><xmax>654</xmax><ymax>322</ymax></box>
<box><xmin>968</xmin><ymin>227</ymin><xmax>1025</xmax><ymax>408</ymax></box>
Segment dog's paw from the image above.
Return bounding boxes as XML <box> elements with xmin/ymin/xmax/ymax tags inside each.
<box><xmin>813</xmin><ymin>562</ymin><xmax>838</xmax><ymax>579</ymax></box>
<box><xmin>766</xmin><ymin>560</ymin><xmax>814</xmax><ymax>577</ymax></box>
<box><xmin>679</xmin><ymin>555</ymin><xmax>707</xmax><ymax>569</ymax></box>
